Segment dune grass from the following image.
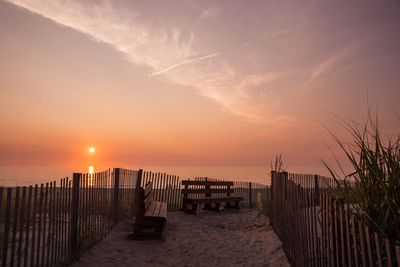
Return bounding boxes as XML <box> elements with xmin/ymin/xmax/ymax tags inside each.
<box><xmin>322</xmin><ymin>110</ymin><xmax>400</xmax><ymax>244</ymax></box>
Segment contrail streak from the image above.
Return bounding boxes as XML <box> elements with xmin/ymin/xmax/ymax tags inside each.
<box><xmin>149</xmin><ymin>52</ymin><xmax>220</xmax><ymax>76</ymax></box>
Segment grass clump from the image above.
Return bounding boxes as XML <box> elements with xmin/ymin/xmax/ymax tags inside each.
<box><xmin>323</xmin><ymin>110</ymin><xmax>400</xmax><ymax>244</ymax></box>
<box><xmin>271</xmin><ymin>153</ymin><xmax>286</xmax><ymax>174</ymax></box>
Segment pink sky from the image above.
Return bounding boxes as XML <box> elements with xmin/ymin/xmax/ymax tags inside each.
<box><xmin>1</xmin><ymin>0</ymin><xmax>400</xmax><ymax>183</ymax></box>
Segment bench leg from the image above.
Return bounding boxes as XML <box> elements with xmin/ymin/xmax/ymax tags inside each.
<box><xmin>235</xmin><ymin>201</ymin><xmax>240</xmax><ymax>209</ymax></box>
<box><xmin>192</xmin><ymin>203</ymin><xmax>198</xmax><ymax>214</ymax></box>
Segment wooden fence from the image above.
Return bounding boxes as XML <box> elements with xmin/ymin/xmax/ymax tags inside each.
<box><xmin>270</xmin><ymin>171</ymin><xmax>400</xmax><ymax>267</ymax></box>
<box><xmin>1</xmin><ymin>168</ymin><xmax>268</xmax><ymax>266</ymax></box>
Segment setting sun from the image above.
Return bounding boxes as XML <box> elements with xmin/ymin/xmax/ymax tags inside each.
<box><xmin>88</xmin><ymin>147</ymin><xmax>96</xmax><ymax>154</ymax></box>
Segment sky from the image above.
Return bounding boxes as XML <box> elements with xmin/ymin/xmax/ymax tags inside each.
<box><xmin>1</xmin><ymin>0</ymin><xmax>400</xmax><ymax>184</ymax></box>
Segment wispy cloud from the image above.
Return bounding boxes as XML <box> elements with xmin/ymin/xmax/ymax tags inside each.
<box><xmin>6</xmin><ymin>0</ymin><xmax>286</xmax><ymax>124</ymax></box>
<box><xmin>264</xmin><ymin>26</ymin><xmax>298</xmax><ymax>39</ymax></box>
<box><xmin>199</xmin><ymin>6</ymin><xmax>220</xmax><ymax>20</ymax></box>
<box><xmin>302</xmin><ymin>42</ymin><xmax>362</xmax><ymax>92</ymax></box>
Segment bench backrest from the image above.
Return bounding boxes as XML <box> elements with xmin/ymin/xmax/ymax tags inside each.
<box><xmin>136</xmin><ymin>182</ymin><xmax>153</xmax><ymax>216</ymax></box>
<box><xmin>181</xmin><ymin>180</ymin><xmax>234</xmax><ymax>197</ymax></box>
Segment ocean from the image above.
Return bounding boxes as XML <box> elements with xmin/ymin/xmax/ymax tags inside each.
<box><xmin>0</xmin><ymin>165</ymin><xmax>270</xmax><ymax>186</ymax></box>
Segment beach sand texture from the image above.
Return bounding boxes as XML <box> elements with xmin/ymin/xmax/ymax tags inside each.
<box><xmin>72</xmin><ymin>209</ymin><xmax>290</xmax><ymax>267</ymax></box>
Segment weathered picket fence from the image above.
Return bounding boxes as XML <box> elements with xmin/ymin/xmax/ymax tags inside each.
<box><xmin>270</xmin><ymin>171</ymin><xmax>400</xmax><ymax>267</ymax></box>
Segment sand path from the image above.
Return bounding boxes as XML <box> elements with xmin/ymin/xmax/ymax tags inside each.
<box><xmin>72</xmin><ymin>209</ymin><xmax>290</xmax><ymax>267</ymax></box>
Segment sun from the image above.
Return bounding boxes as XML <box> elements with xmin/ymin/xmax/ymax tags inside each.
<box><xmin>88</xmin><ymin>146</ymin><xmax>96</xmax><ymax>154</ymax></box>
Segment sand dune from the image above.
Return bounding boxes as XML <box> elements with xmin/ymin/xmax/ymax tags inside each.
<box><xmin>72</xmin><ymin>209</ymin><xmax>290</xmax><ymax>267</ymax></box>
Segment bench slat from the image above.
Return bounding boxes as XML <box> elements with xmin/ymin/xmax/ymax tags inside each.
<box><xmin>182</xmin><ymin>188</ymin><xmax>234</xmax><ymax>194</ymax></box>
<box><xmin>145</xmin><ymin>201</ymin><xmax>157</xmax><ymax>217</ymax></box>
<box><xmin>158</xmin><ymin>202</ymin><xmax>168</xmax><ymax>219</ymax></box>
<box><xmin>144</xmin><ymin>190</ymin><xmax>153</xmax><ymax>211</ymax></box>
<box><xmin>185</xmin><ymin>196</ymin><xmax>243</xmax><ymax>204</ymax></box>
<box><xmin>154</xmin><ymin>201</ymin><xmax>162</xmax><ymax>217</ymax></box>
<box><xmin>144</xmin><ymin>182</ymin><xmax>152</xmax><ymax>198</ymax></box>
<box><xmin>181</xmin><ymin>180</ymin><xmax>234</xmax><ymax>186</ymax></box>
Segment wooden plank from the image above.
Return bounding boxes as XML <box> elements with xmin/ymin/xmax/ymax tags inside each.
<box><xmin>181</xmin><ymin>180</ymin><xmax>234</xmax><ymax>186</ymax></box>
<box><xmin>64</xmin><ymin>179</ymin><xmax>70</xmax><ymax>263</ymax></box>
<box><xmin>69</xmin><ymin>174</ymin><xmax>80</xmax><ymax>262</ymax></box>
<box><xmin>41</xmin><ymin>183</ymin><xmax>49</xmax><ymax>266</ymax></box>
<box><xmin>0</xmin><ymin>188</ymin><xmax>3</xmax><ymax>231</ymax></box>
<box><xmin>374</xmin><ymin>232</ymin><xmax>383</xmax><ymax>267</ymax></box>
<box><xmin>384</xmin><ymin>239</ymin><xmax>392</xmax><ymax>267</ymax></box>
<box><xmin>338</xmin><ymin>199</ymin><xmax>346</xmax><ymax>267</ymax></box>
<box><xmin>17</xmin><ymin>186</ymin><xmax>27</xmax><ymax>267</ymax></box>
<box><xmin>94</xmin><ymin>173</ymin><xmax>99</xmax><ymax>242</ymax></box>
<box><xmin>158</xmin><ymin>202</ymin><xmax>167</xmax><ymax>219</ymax></box>
<box><xmin>166</xmin><ymin>175</ymin><xmax>172</xmax><ymax>211</ymax></box>
<box><xmin>184</xmin><ymin>195</ymin><xmax>244</xmax><ymax>203</ymax></box>
<box><xmin>30</xmin><ymin>185</ymin><xmax>38</xmax><ymax>267</ymax></box>
<box><xmin>358</xmin><ymin>221</ymin><xmax>367</xmax><ymax>267</ymax></box>
<box><xmin>154</xmin><ymin>201</ymin><xmax>162</xmax><ymax>217</ymax></box>
<box><xmin>10</xmin><ymin>187</ymin><xmax>20</xmax><ymax>266</ymax></box>
<box><xmin>113</xmin><ymin>168</ymin><xmax>120</xmax><ymax>225</ymax></box>
<box><xmin>2</xmin><ymin>188</ymin><xmax>12</xmax><ymax>267</ymax></box>
<box><xmin>24</xmin><ymin>186</ymin><xmax>33</xmax><ymax>267</ymax></box>
<box><xmin>144</xmin><ymin>202</ymin><xmax>157</xmax><ymax>217</ymax></box>
<box><xmin>46</xmin><ymin>182</ymin><xmax>53</xmax><ymax>266</ymax></box>
<box><xmin>144</xmin><ymin>191</ymin><xmax>153</xmax><ymax>211</ymax></box>
<box><xmin>36</xmin><ymin>184</ymin><xmax>44</xmax><ymax>266</ymax></box>
<box><xmin>144</xmin><ymin>182</ymin><xmax>152</xmax><ymax>198</ymax></box>
<box><xmin>54</xmin><ymin>181</ymin><xmax>61</xmax><ymax>267</ymax></box>
<box><xmin>162</xmin><ymin>173</ymin><xmax>168</xmax><ymax>203</ymax></box>
<box><xmin>351</xmin><ymin>216</ymin><xmax>359</xmax><ymax>267</ymax></box>
<box><xmin>181</xmin><ymin>188</ymin><xmax>234</xmax><ymax>194</ymax></box>
<box><xmin>345</xmin><ymin>206</ymin><xmax>352</xmax><ymax>267</ymax></box>
<box><xmin>154</xmin><ymin>173</ymin><xmax>160</xmax><ymax>202</ymax></box>
<box><xmin>59</xmin><ymin>178</ymin><xmax>66</xmax><ymax>264</ymax></box>
<box><xmin>364</xmin><ymin>226</ymin><xmax>373</xmax><ymax>267</ymax></box>
<box><xmin>176</xmin><ymin>177</ymin><xmax>182</xmax><ymax>212</ymax></box>
<box><xmin>51</xmin><ymin>181</ymin><xmax>57</xmax><ymax>266</ymax></box>
<box><xmin>306</xmin><ymin>190</ymin><xmax>314</xmax><ymax>267</ymax></box>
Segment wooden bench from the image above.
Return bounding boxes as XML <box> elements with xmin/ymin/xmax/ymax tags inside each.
<box><xmin>181</xmin><ymin>180</ymin><xmax>243</xmax><ymax>214</ymax></box>
<box><xmin>127</xmin><ymin>181</ymin><xmax>167</xmax><ymax>240</ymax></box>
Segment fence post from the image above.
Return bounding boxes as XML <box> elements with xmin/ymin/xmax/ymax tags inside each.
<box><xmin>133</xmin><ymin>169</ymin><xmax>143</xmax><ymax>215</ymax></box>
<box><xmin>69</xmin><ymin>173</ymin><xmax>81</xmax><ymax>262</ymax></box>
<box><xmin>314</xmin><ymin>174</ymin><xmax>320</xmax><ymax>205</ymax></box>
<box><xmin>283</xmin><ymin>172</ymin><xmax>288</xmax><ymax>200</ymax></box>
<box><xmin>330</xmin><ymin>197</ymin><xmax>338</xmax><ymax>267</ymax></box>
<box><xmin>270</xmin><ymin>171</ymin><xmax>275</xmax><ymax>203</ymax></box>
<box><xmin>249</xmin><ymin>182</ymin><xmax>252</xmax><ymax>209</ymax></box>
<box><xmin>204</xmin><ymin>177</ymin><xmax>212</xmax><ymax>210</ymax></box>
<box><xmin>113</xmin><ymin>168</ymin><xmax>120</xmax><ymax>225</ymax></box>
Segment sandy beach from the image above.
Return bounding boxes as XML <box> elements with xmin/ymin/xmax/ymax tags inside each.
<box><xmin>72</xmin><ymin>209</ymin><xmax>290</xmax><ymax>267</ymax></box>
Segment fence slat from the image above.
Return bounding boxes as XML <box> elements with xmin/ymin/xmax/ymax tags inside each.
<box><xmin>16</xmin><ymin>187</ymin><xmax>26</xmax><ymax>267</ymax></box>
<box><xmin>374</xmin><ymin>232</ymin><xmax>383</xmax><ymax>267</ymax></box>
<box><xmin>2</xmin><ymin>188</ymin><xmax>12</xmax><ymax>267</ymax></box>
<box><xmin>10</xmin><ymin>187</ymin><xmax>20</xmax><ymax>266</ymax></box>
<box><xmin>385</xmin><ymin>239</ymin><xmax>392</xmax><ymax>267</ymax></box>
<box><xmin>24</xmin><ymin>186</ymin><xmax>33</xmax><ymax>267</ymax></box>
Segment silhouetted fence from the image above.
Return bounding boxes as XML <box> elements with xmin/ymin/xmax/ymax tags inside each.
<box><xmin>270</xmin><ymin>171</ymin><xmax>400</xmax><ymax>267</ymax></box>
<box><xmin>1</xmin><ymin>168</ymin><xmax>267</xmax><ymax>266</ymax></box>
